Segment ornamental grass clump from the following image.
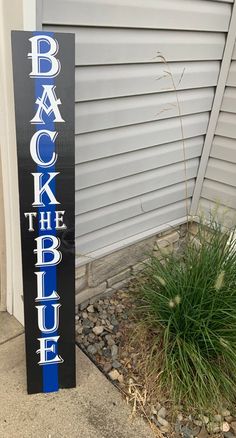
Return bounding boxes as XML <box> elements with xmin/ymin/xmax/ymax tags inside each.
<box><xmin>138</xmin><ymin>220</ymin><xmax>236</xmax><ymax>411</ymax></box>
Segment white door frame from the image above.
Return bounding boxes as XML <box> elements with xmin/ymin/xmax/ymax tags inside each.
<box><xmin>0</xmin><ymin>0</ymin><xmax>36</xmax><ymax>325</ymax></box>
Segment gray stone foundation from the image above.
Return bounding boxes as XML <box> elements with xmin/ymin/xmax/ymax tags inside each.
<box><xmin>75</xmin><ymin>224</ymin><xmax>188</xmax><ymax>312</ymax></box>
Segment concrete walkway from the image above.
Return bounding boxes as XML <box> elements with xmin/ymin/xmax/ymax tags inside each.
<box><xmin>0</xmin><ymin>314</ymin><xmax>155</xmax><ymax>438</ymax></box>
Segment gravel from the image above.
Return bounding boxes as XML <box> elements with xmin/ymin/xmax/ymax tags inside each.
<box><xmin>76</xmin><ymin>288</ymin><xmax>236</xmax><ymax>438</ymax></box>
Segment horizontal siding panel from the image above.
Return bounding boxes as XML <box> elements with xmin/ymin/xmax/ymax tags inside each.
<box><xmin>201</xmin><ymin>179</ymin><xmax>236</xmax><ymax>209</ymax></box>
<box><xmin>76</xmin><ymin>61</ymin><xmax>220</xmax><ymax>101</ymax></box>
<box><xmin>76</xmin><ymin>158</ymin><xmax>199</xmax><ymax>213</ymax></box>
<box><xmin>42</xmin><ymin>0</ymin><xmax>231</xmax><ymax>31</ymax></box>
<box><xmin>45</xmin><ymin>26</ymin><xmax>226</xmax><ymax>65</ymax></box>
<box><xmin>221</xmin><ymin>87</ymin><xmax>236</xmax><ymax>113</ymax></box>
<box><xmin>76</xmin><ymin>136</ymin><xmax>203</xmax><ymax>189</ymax></box>
<box><xmin>76</xmin><ymin>112</ymin><xmax>209</xmax><ymax>163</ymax></box>
<box><xmin>76</xmin><ymin>88</ymin><xmax>214</xmax><ymax>134</ymax></box>
<box><xmin>205</xmin><ymin>157</ymin><xmax>236</xmax><ymax>187</ymax></box>
<box><xmin>210</xmin><ymin>135</ymin><xmax>236</xmax><ymax>163</ymax></box>
<box><xmin>76</xmin><ymin>180</ymin><xmax>194</xmax><ymax>236</ymax></box>
<box><xmin>226</xmin><ymin>61</ymin><xmax>236</xmax><ymax>86</ymax></box>
<box><xmin>76</xmin><ymin>199</ymin><xmax>190</xmax><ymax>253</ymax></box>
<box><xmin>215</xmin><ymin>111</ymin><xmax>236</xmax><ymax>138</ymax></box>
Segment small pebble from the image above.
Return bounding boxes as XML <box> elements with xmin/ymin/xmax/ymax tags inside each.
<box><xmin>83</xmin><ymin>319</ymin><xmax>94</xmax><ymax>328</ymax></box>
<box><xmin>193</xmin><ymin>420</ymin><xmax>202</xmax><ymax>427</ymax></box>
<box><xmin>87</xmin><ymin>345</ymin><xmax>97</xmax><ymax>355</ymax></box>
<box><xmin>92</xmin><ymin>326</ymin><xmax>104</xmax><ymax>336</ymax></box>
<box><xmin>226</xmin><ymin>417</ymin><xmax>234</xmax><ymax>424</ymax></box>
<box><xmin>83</xmin><ymin>327</ymin><xmax>92</xmax><ymax>335</ymax></box>
<box><xmin>112</xmin><ymin>360</ymin><xmax>122</xmax><ymax>369</ymax></box>
<box><xmin>214</xmin><ymin>414</ymin><xmax>222</xmax><ymax>422</ymax></box>
<box><xmin>231</xmin><ymin>421</ymin><xmax>236</xmax><ymax>432</ymax></box>
<box><xmin>103</xmin><ymin>363</ymin><xmax>112</xmax><ymax>373</ymax></box>
<box><xmin>105</xmin><ymin>335</ymin><xmax>115</xmax><ymax>347</ymax></box>
<box><xmin>151</xmin><ymin>406</ymin><xmax>158</xmax><ymax>416</ymax></box>
<box><xmin>157</xmin><ymin>416</ymin><xmax>169</xmax><ymax>427</ymax></box>
<box><xmin>182</xmin><ymin>425</ymin><xmax>200</xmax><ymax>438</ymax></box>
<box><xmin>207</xmin><ymin>422</ymin><xmax>221</xmax><ymax>433</ymax></box>
<box><xmin>111</xmin><ymin>344</ymin><xmax>118</xmax><ymax>359</ymax></box>
<box><xmin>160</xmin><ymin>425</ymin><xmax>170</xmax><ymax>433</ymax></box>
<box><xmin>199</xmin><ymin>415</ymin><xmax>209</xmax><ymax>425</ymax></box>
<box><xmin>102</xmin><ymin>347</ymin><xmax>111</xmax><ymax>358</ymax></box>
<box><xmin>87</xmin><ymin>304</ymin><xmax>94</xmax><ymax>313</ymax></box>
<box><xmin>158</xmin><ymin>407</ymin><xmax>167</xmax><ymax>419</ymax></box>
<box><xmin>109</xmin><ymin>369</ymin><xmax>121</xmax><ymax>380</ymax></box>
<box><xmin>222</xmin><ymin>410</ymin><xmax>231</xmax><ymax>418</ymax></box>
<box><xmin>177</xmin><ymin>413</ymin><xmax>183</xmax><ymax>422</ymax></box>
<box><xmin>224</xmin><ymin>429</ymin><xmax>236</xmax><ymax>438</ymax></box>
<box><xmin>222</xmin><ymin>422</ymin><xmax>230</xmax><ymax>433</ymax></box>
<box><xmin>198</xmin><ymin>427</ymin><xmax>208</xmax><ymax>438</ymax></box>
<box><xmin>76</xmin><ymin>325</ymin><xmax>83</xmax><ymax>335</ymax></box>
<box><xmin>79</xmin><ymin>301</ymin><xmax>89</xmax><ymax>311</ymax></box>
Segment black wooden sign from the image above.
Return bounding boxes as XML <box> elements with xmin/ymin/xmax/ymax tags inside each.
<box><xmin>11</xmin><ymin>31</ymin><xmax>76</xmax><ymax>394</ymax></box>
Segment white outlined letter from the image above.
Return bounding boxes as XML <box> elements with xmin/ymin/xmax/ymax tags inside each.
<box><xmin>28</xmin><ymin>35</ymin><xmax>61</xmax><ymax>78</ymax></box>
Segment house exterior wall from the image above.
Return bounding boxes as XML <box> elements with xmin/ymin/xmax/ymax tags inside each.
<box><xmin>39</xmin><ymin>0</ymin><xmax>233</xmax><ymax>263</ymax></box>
<box><xmin>1</xmin><ymin>0</ymin><xmax>232</xmax><ymax>317</ymax></box>
<box><xmin>199</xmin><ymin>37</ymin><xmax>236</xmax><ymax>227</ymax></box>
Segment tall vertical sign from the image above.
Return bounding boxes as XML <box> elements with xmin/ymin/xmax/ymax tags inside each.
<box><xmin>11</xmin><ymin>31</ymin><xmax>76</xmax><ymax>394</ymax></box>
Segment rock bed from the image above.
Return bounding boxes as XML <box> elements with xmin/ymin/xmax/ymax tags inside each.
<box><xmin>75</xmin><ymin>288</ymin><xmax>236</xmax><ymax>438</ymax></box>
<box><xmin>76</xmin><ymin>289</ymin><xmax>134</xmax><ymax>382</ymax></box>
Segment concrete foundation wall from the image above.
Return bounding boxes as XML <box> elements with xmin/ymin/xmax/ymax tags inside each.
<box><xmin>75</xmin><ymin>225</ymin><xmax>187</xmax><ymax>311</ymax></box>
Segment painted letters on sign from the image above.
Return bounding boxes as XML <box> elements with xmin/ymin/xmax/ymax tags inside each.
<box><xmin>11</xmin><ymin>31</ymin><xmax>75</xmax><ymax>394</ymax></box>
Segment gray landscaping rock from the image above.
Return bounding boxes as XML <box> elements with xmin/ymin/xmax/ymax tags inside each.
<box><xmin>112</xmin><ymin>360</ymin><xmax>122</xmax><ymax>369</ymax></box>
<box><xmin>83</xmin><ymin>327</ymin><xmax>92</xmax><ymax>335</ymax></box>
<box><xmin>79</xmin><ymin>300</ymin><xmax>89</xmax><ymax>311</ymax></box>
<box><xmin>111</xmin><ymin>344</ymin><xmax>118</xmax><ymax>359</ymax></box>
<box><xmin>224</xmin><ymin>429</ymin><xmax>236</xmax><ymax>438</ymax></box>
<box><xmin>83</xmin><ymin>319</ymin><xmax>94</xmax><ymax>328</ymax></box>
<box><xmin>102</xmin><ymin>347</ymin><xmax>111</xmax><ymax>358</ymax></box>
<box><xmin>87</xmin><ymin>345</ymin><xmax>97</xmax><ymax>355</ymax></box>
<box><xmin>181</xmin><ymin>425</ymin><xmax>200</xmax><ymax>438</ymax></box>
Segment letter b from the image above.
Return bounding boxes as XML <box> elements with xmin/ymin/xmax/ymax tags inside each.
<box><xmin>28</xmin><ymin>35</ymin><xmax>61</xmax><ymax>78</ymax></box>
<box><xmin>34</xmin><ymin>235</ymin><xmax>62</xmax><ymax>266</ymax></box>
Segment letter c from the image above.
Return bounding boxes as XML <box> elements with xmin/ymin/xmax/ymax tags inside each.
<box><xmin>30</xmin><ymin>130</ymin><xmax>58</xmax><ymax>167</ymax></box>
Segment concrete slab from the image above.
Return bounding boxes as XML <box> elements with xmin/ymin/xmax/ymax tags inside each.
<box><xmin>0</xmin><ymin>335</ymin><xmax>155</xmax><ymax>438</ymax></box>
<box><xmin>0</xmin><ymin>312</ymin><xmax>24</xmax><ymax>345</ymax></box>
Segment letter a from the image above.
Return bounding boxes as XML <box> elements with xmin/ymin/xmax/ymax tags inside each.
<box><xmin>31</xmin><ymin>85</ymin><xmax>64</xmax><ymax>124</ymax></box>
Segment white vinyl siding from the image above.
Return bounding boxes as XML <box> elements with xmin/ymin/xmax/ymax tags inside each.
<box><xmin>40</xmin><ymin>0</ymin><xmax>232</xmax><ymax>255</ymax></box>
<box><xmin>200</xmin><ymin>36</ymin><xmax>236</xmax><ymax>221</ymax></box>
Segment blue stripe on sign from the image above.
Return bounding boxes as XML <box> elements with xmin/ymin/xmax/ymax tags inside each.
<box><xmin>34</xmin><ymin>31</ymin><xmax>59</xmax><ymax>392</ymax></box>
